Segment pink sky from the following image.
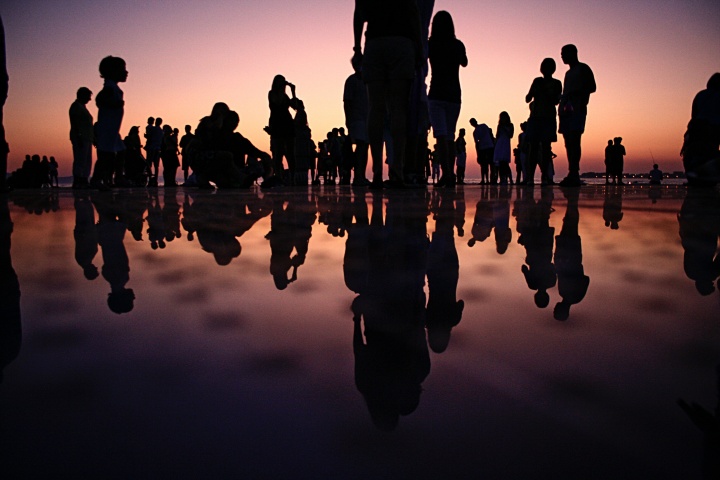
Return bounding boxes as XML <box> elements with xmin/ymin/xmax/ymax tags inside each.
<box><xmin>2</xmin><ymin>1</ymin><xmax>719</xmax><ymax>177</ymax></box>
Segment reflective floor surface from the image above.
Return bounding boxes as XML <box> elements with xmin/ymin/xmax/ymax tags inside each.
<box><xmin>0</xmin><ymin>184</ymin><xmax>719</xmax><ymax>479</ymax></box>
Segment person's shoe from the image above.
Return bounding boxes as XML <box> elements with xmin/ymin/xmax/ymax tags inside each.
<box><xmin>369</xmin><ymin>178</ymin><xmax>384</xmax><ymax>190</ymax></box>
<box><xmin>559</xmin><ymin>176</ymin><xmax>581</xmax><ymax>187</ymax></box>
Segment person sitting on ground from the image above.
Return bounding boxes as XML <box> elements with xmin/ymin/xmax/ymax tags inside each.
<box><xmin>649</xmin><ymin>163</ymin><xmax>663</xmax><ymax>185</ymax></box>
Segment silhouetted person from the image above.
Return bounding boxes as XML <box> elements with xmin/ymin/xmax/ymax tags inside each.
<box><xmin>470</xmin><ymin>118</ymin><xmax>494</xmax><ymax>184</ymax></box>
<box><xmin>677</xmin><ymin>188</ymin><xmax>720</xmax><ymax>295</ymax></box>
<box><xmin>515</xmin><ymin>187</ymin><xmax>556</xmax><ymax>308</ymax></box>
<box><xmin>73</xmin><ymin>191</ymin><xmax>99</xmax><ymax>280</ymax></box>
<box><xmin>455</xmin><ymin>128</ymin><xmax>466</xmax><ymax>184</ymax></box>
<box><xmin>353</xmin><ymin>0</ymin><xmax>423</xmax><ymax>187</ymax></box>
<box><xmin>494</xmin><ymin>112</ymin><xmax>514</xmax><ymax>185</ymax></box>
<box><xmin>553</xmin><ymin>187</ymin><xmax>589</xmax><ymax>320</ymax></box>
<box><xmin>0</xmin><ymin>15</ymin><xmax>8</xmax><ymax>192</ymax></box>
<box><xmin>467</xmin><ymin>185</ymin><xmax>494</xmax><ymax>246</ymax></box>
<box><xmin>608</xmin><ymin>137</ymin><xmax>626</xmax><ymax>184</ymax></box>
<box><xmin>91</xmin><ymin>56</ymin><xmax>128</xmax><ymax>191</ymax></box>
<box><xmin>161</xmin><ymin>124</ymin><xmax>179</xmax><ymax>186</ymax></box>
<box><xmin>293</xmin><ymin>100</ymin><xmax>316</xmax><ymax>186</ymax></box>
<box><xmin>649</xmin><ymin>163</ymin><xmax>663</xmax><ymax>185</ymax></box>
<box><xmin>525</xmin><ymin>58</ymin><xmax>562</xmax><ymax>185</ymax></box>
<box><xmin>266</xmin><ymin>196</ymin><xmax>316</xmax><ymax>289</ymax></box>
<box><xmin>0</xmin><ymin>196</ymin><xmax>21</xmax><ymax>383</ymax></box>
<box><xmin>427</xmin><ymin>10</ymin><xmax>467</xmax><ymax>188</ymax></box>
<box><xmin>604</xmin><ymin>139</ymin><xmax>613</xmax><ymax>183</ymax></box>
<box><xmin>179</xmin><ymin>124</ymin><xmax>194</xmax><ymax>183</ymax></box>
<box><xmin>344</xmin><ymin>54</ymin><xmax>370</xmax><ymax>186</ymax></box>
<box><xmin>69</xmin><ymin>87</ymin><xmax>94</xmax><ymax>189</ymax></box>
<box><xmin>49</xmin><ymin>156</ymin><xmax>58</xmax><ymax>188</ymax></box>
<box><xmin>426</xmin><ymin>188</ymin><xmax>464</xmax><ymax>352</ymax></box>
<box><xmin>123</xmin><ymin>126</ymin><xmax>147</xmax><ymax>186</ymax></box>
<box><xmin>92</xmin><ymin>193</ymin><xmax>134</xmax><ymax>313</ymax></box>
<box><xmin>558</xmin><ymin>44</ymin><xmax>596</xmax><ymax>187</ymax></box>
<box><xmin>602</xmin><ymin>184</ymin><xmax>623</xmax><ymax>230</ymax></box>
<box><xmin>267</xmin><ymin>75</ymin><xmax>299</xmax><ymax>184</ymax></box>
<box><xmin>145</xmin><ymin>117</ymin><xmax>163</xmax><ymax>186</ymax></box>
<box><xmin>681</xmin><ymin>73</ymin><xmax>720</xmax><ymax>186</ymax></box>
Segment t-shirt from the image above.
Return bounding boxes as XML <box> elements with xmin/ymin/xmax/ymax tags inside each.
<box><xmin>428</xmin><ymin>37</ymin><xmax>467</xmax><ymax>103</ymax></box>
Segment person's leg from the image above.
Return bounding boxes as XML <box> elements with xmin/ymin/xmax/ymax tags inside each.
<box><xmin>563</xmin><ymin>132</ymin><xmax>582</xmax><ymax>182</ymax></box>
<box><xmin>367</xmin><ymin>81</ymin><xmax>387</xmax><ymax>184</ymax></box>
<box><xmin>386</xmin><ymin>78</ymin><xmax>412</xmax><ymax>183</ymax></box>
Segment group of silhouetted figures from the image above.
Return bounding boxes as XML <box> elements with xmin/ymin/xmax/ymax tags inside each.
<box><xmin>6</xmin><ymin>154</ymin><xmax>59</xmax><ymax>189</ymax></box>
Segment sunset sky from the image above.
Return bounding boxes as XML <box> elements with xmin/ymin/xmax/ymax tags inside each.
<box><xmin>1</xmin><ymin>1</ymin><xmax>719</xmax><ymax>178</ymax></box>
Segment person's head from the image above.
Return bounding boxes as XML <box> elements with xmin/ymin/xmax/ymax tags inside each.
<box><xmin>430</xmin><ymin>10</ymin><xmax>455</xmax><ymax>40</ymax></box>
<box><xmin>42</xmin><ymin>155</ymin><xmax>48</xmax><ymax>162</ymax></box>
<box><xmin>129</xmin><ymin>126</ymin><xmax>139</xmax><ymax>136</ymax></box>
<box><xmin>707</xmin><ymin>72</ymin><xmax>720</xmax><ymax>92</ymax></box>
<box><xmin>155</xmin><ymin>117</ymin><xmax>163</xmax><ymax>127</ymax></box>
<box><xmin>614</xmin><ymin>137</ymin><xmax>621</xmax><ymax>145</ymax></box>
<box><xmin>162</xmin><ymin>124</ymin><xmax>171</xmax><ymax>134</ymax></box>
<box><xmin>184</xmin><ymin>124</ymin><xmax>192</xmax><ymax>134</ymax></box>
<box><xmin>469</xmin><ymin>118</ymin><xmax>477</xmax><ymax>127</ymax></box>
<box><xmin>553</xmin><ymin>300</ymin><xmax>570</xmax><ymax>321</ymax></box>
<box><xmin>534</xmin><ymin>290</ymin><xmax>550</xmax><ymax>308</ymax></box>
<box><xmin>540</xmin><ymin>57</ymin><xmax>556</xmax><ymax>76</ymax></box>
<box><xmin>225</xmin><ymin>110</ymin><xmax>240</xmax><ymax>132</ymax></box>
<box><xmin>653</xmin><ymin>163</ymin><xmax>658</xmax><ymax>169</ymax></box>
<box><xmin>458</xmin><ymin>128</ymin><xmax>465</xmax><ymax>137</ymax></box>
<box><xmin>608</xmin><ymin>139</ymin><xmax>613</xmax><ymax>146</ymax></box>
<box><xmin>339</xmin><ymin>127</ymin><xmax>345</xmax><ymax>136</ymax></box>
<box><xmin>499</xmin><ymin>111</ymin><xmax>511</xmax><ymax>125</ymax></box>
<box><xmin>76</xmin><ymin>87</ymin><xmax>92</xmax><ymax>104</ymax></box>
<box><xmin>147</xmin><ymin>117</ymin><xmax>154</xmax><ymax>125</ymax></box>
<box><xmin>210</xmin><ymin>102</ymin><xmax>230</xmax><ymax>121</ymax></box>
<box><xmin>99</xmin><ymin>56</ymin><xmax>128</xmax><ymax>82</ymax></box>
<box><xmin>561</xmin><ymin>44</ymin><xmax>578</xmax><ymax>65</ymax></box>
<box><xmin>271</xmin><ymin>74</ymin><xmax>287</xmax><ymax>92</ymax></box>
<box><xmin>83</xmin><ymin>264</ymin><xmax>99</xmax><ymax>280</ymax></box>
<box><xmin>108</xmin><ymin>288</ymin><xmax>135</xmax><ymax>314</ymax></box>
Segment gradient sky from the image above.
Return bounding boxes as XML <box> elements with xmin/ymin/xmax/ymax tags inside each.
<box><xmin>2</xmin><ymin>0</ymin><xmax>719</xmax><ymax>177</ymax></box>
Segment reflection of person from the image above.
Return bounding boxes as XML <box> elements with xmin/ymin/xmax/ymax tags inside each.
<box><xmin>677</xmin><ymin>188</ymin><xmax>720</xmax><ymax>295</ymax></box>
<box><xmin>553</xmin><ymin>187</ymin><xmax>589</xmax><ymax>320</ymax></box>
<box><xmin>69</xmin><ymin>87</ymin><xmax>94</xmax><ymax>189</ymax></box>
<box><xmin>91</xmin><ymin>56</ymin><xmax>128</xmax><ymax>190</ymax></box>
<box><xmin>73</xmin><ymin>191</ymin><xmax>99</xmax><ymax>280</ymax></box>
<box><xmin>681</xmin><ymin>73</ymin><xmax>720</xmax><ymax>186</ymax></box>
<box><xmin>558</xmin><ymin>44</ymin><xmax>596</xmax><ymax>187</ymax></box>
<box><xmin>353</xmin><ymin>0</ymin><xmax>423</xmax><ymax>187</ymax></box>
<box><xmin>602</xmin><ymin>185</ymin><xmax>623</xmax><ymax>230</ymax></box>
<box><xmin>0</xmin><ymin>197</ymin><xmax>21</xmax><ymax>384</ymax></box>
<box><xmin>92</xmin><ymin>194</ymin><xmax>135</xmax><ymax>314</ymax></box>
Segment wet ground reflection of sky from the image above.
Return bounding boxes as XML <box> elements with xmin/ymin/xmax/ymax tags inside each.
<box><xmin>1</xmin><ymin>185</ymin><xmax>719</xmax><ymax>479</ymax></box>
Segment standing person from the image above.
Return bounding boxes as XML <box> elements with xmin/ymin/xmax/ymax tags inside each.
<box><xmin>353</xmin><ymin>0</ymin><xmax>423</xmax><ymax>188</ymax></box>
<box><xmin>427</xmin><ymin>10</ymin><xmax>467</xmax><ymax>188</ymax></box>
<box><xmin>0</xmin><ymin>15</ymin><xmax>8</xmax><ymax>193</ymax></box>
<box><xmin>470</xmin><ymin>118</ymin><xmax>494</xmax><ymax>184</ymax></box>
<box><xmin>604</xmin><ymin>139</ymin><xmax>613</xmax><ymax>184</ymax></box>
<box><xmin>612</xmin><ymin>137</ymin><xmax>626</xmax><ymax>184</ymax></box>
<box><xmin>493</xmin><ymin>112</ymin><xmax>514</xmax><ymax>185</ymax></box>
<box><xmin>681</xmin><ymin>73</ymin><xmax>720</xmax><ymax>186</ymax></box>
<box><xmin>69</xmin><ymin>87</ymin><xmax>94</xmax><ymax>189</ymax></box>
<box><xmin>145</xmin><ymin>117</ymin><xmax>163</xmax><ymax>186</ymax></box>
<box><xmin>649</xmin><ymin>163</ymin><xmax>663</xmax><ymax>185</ymax></box>
<box><xmin>267</xmin><ymin>74</ymin><xmax>299</xmax><ymax>184</ymax></box>
<box><xmin>49</xmin><ymin>156</ymin><xmax>59</xmax><ymax>188</ymax></box>
<box><xmin>343</xmin><ymin>55</ymin><xmax>370</xmax><ymax>186</ymax></box>
<box><xmin>161</xmin><ymin>125</ymin><xmax>179</xmax><ymax>186</ymax></box>
<box><xmin>525</xmin><ymin>58</ymin><xmax>562</xmax><ymax>185</ymax></box>
<box><xmin>455</xmin><ymin>128</ymin><xmax>466</xmax><ymax>184</ymax></box>
<box><xmin>91</xmin><ymin>56</ymin><xmax>128</xmax><ymax>191</ymax></box>
<box><xmin>179</xmin><ymin>124</ymin><xmax>194</xmax><ymax>183</ymax></box>
<box><xmin>558</xmin><ymin>44</ymin><xmax>596</xmax><ymax>187</ymax></box>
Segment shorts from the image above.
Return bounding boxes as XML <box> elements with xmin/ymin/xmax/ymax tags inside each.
<box><xmin>558</xmin><ymin>106</ymin><xmax>587</xmax><ymax>134</ymax></box>
<box><xmin>362</xmin><ymin>36</ymin><xmax>415</xmax><ymax>84</ymax></box>
<box><xmin>428</xmin><ymin>100</ymin><xmax>461</xmax><ymax>138</ymax></box>
<box><xmin>347</xmin><ymin>120</ymin><xmax>368</xmax><ymax>144</ymax></box>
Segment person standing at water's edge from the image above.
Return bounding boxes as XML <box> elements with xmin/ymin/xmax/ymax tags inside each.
<box><xmin>558</xmin><ymin>44</ymin><xmax>596</xmax><ymax>187</ymax></box>
<box><xmin>91</xmin><ymin>56</ymin><xmax>128</xmax><ymax>191</ymax></box>
<box><xmin>69</xmin><ymin>87</ymin><xmax>93</xmax><ymax>189</ymax></box>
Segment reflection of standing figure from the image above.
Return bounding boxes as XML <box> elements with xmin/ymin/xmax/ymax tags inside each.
<box><xmin>677</xmin><ymin>188</ymin><xmax>720</xmax><ymax>295</ymax></box>
<box><xmin>516</xmin><ymin>187</ymin><xmax>556</xmax><ymax>308</ymax></box>
<box><xmin>0</xmin><ymin>197</ymin><xmax>21</xmax><ymax>383</ymax></box>
<box><xmin>493</xmin><ymin>185</ymin><xmax>512</xmax><ymax>254</ymax></box>
<box><xmin>553</xmin><ymin>188</ymin><xmax>589</xmax><ymax>320</ymax></box>
<box><xmin>350</xmin><ymin>191</ymin><xmax>430</xmax><ymax>430</ymax></box>
<box><xmin>426</xmin><ymin>188</ymin><xmax>464</xmax><ymax>353</ymax></box>
<box><xmin>73</xmin><ymin>191</ymin><xmax>99</xmax><ymax>280</ymax></box>
<box><xmin>266</xmin><ymin>196</ymin><xmax>316</xmax><ymax>289</ymax></box>
<box><xmin>603</xmin><ymin>185</ymin><xmax>624</xmax><ymax>230</ymax></box>
<box><xmin>92</xmin><ymin>194</ymin><xmax>134</xmax><ymax>314</ymax></box>
<box><xmin>468</xmin><ymin>185</ymin><xmax>494</xmax><ymax>246</ymax></box>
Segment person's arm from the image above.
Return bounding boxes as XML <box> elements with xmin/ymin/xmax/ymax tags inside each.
<box><xmin>458</xmin><ymin>40</ymin><xmax>468</xmax><ymax>68</ymax></box>
<box><xmin>352</xmin><ymin>1</ymin><xmax>365</xmax><ymax>64</ymax></box>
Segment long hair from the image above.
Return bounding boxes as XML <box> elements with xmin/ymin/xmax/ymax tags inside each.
<box><xmin>430</xmin><ymin>10</ymin><xmax>455</xmax><ymax>40</ymax></box>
